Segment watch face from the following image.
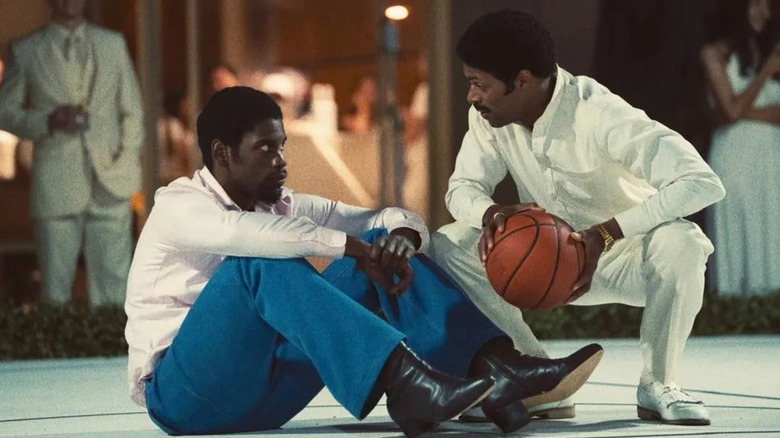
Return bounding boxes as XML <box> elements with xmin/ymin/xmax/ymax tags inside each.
<box><xmin>74</xmin><ymin>113</ymin><xmax>89</xmax><ymax>131</ymax></box>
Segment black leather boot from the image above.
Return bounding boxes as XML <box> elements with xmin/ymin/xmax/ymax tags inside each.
<box><xmin>380</xmin><ymin>342</ymin><xmax>495</xmax><ymax>438</ymax></box>
<box><xmin>471</xmin><ymin>338</ymin><xmax>603</xmax><ymax>433</ymax></box>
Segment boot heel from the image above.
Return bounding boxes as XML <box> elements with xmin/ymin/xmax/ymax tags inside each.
<box><xmin>397</xmin><ymin>420</ymin><xmax>437</xmax><ymax>438</ymax></box>
<box><xmin>483</xmin><ymin>398</ymin><xmax>531</xmax><ymax>433</ymax></box>
<box><xmin>637</xmin><ymin>406</ymin><xmax>659</xmax><ymax>421</ymax></box>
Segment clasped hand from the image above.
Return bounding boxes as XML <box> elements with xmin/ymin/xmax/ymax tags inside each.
<box><xmin>48</xmin><ymin>105</ymin><xmax>87</xmax><ymax>133</ymax></box>
<box><xmin>350</xmin><ymin>232</ymin><xmax>418</xmax><ymax>296</ymax></box>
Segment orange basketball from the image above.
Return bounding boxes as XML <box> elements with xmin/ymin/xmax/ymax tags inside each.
<box><xmin>485</xmin><ymin>210</ymin><xmax>585</xmax><ymax>310</ymax></box>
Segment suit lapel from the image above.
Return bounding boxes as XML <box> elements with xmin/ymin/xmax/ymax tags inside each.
<box><xmin>35</xmin><ymin>25</ymin><xmax>82</xmax><ymax>103</ymax></box>
<box><xmin>35</xmin><ymin>30</ymin><xmax>72</xmax><ymax>101</ymax></box>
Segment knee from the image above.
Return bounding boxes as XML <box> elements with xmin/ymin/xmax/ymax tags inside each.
<box><xmin>222</xmin><ymin>256</ymin><xmax>314</xmax><ymax>284</ymax></box>
<box><xmin>643</xmin><ymin>221</ymin><xmax>713</xmax><ymax>278</ymax></box>
<box><xmin>429</xmin><ymin>222</ymin><xmax>480</xmax><ymax>261</ymax></box>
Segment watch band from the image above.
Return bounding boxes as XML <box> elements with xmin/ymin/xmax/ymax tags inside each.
<box><xmin>594</xmin><ymin>224</ymin><xmax>614</xmax><ymax>252</ymax></box>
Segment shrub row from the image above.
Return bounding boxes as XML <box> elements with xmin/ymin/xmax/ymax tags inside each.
<box><xmin>1</xmin><ymin>293</ymin><xmax>778</xmax><ymax>360</ymax></box>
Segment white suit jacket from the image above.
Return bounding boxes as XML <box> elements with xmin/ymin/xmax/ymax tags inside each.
<box><xmin>0</xmin><ymin>23</ymin><xmax>144</xmax><ymax>218</ymax></box>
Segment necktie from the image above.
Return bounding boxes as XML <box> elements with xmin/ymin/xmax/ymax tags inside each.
<box><xmin>64</xmin><ymin>33</ymin><xmax>80</xmax><ymax>62</ymax></box>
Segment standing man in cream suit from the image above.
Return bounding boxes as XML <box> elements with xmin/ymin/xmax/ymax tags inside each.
<box><xmin>0</xmin><ymin>0</ymin><xmax>144</xmax><ymax>306</ymax></box>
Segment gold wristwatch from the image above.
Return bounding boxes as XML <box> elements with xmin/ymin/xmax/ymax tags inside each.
<box><xmin>594</xmin><ymin>224</ymin><xmax>614</xmax><ymax>252</ymax></box>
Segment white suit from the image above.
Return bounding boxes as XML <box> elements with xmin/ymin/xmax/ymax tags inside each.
<box><xmin>0</xmin><ymin>23</ymin><xmax>144</xmax><ymax>305</ymax></box>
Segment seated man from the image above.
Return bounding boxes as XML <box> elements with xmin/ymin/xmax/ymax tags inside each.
<box><xmin>124</xmin><ymin>87</ymin><xmax>603</xmax><ymax>437</ymax></box>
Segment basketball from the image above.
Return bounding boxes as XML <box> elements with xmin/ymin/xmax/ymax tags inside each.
<box><xmin>485</xmin><ymin>210</ymin><xmax>585</xmax><ymax>310</ymax></box>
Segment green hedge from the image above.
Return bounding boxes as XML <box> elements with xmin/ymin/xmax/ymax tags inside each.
<box><xmin>524</xmin><ymin>292</ymin><xmax>780</xmax><ymax>339</ymax></box>
<box><xmin>0</xmin><ymin>304</ymin><xmax>127</xmax><ymax>360</ymax></box>
<box><xmin>1</xmin><ymin>293</ymin><xmax>778</xmax><ymax>360</ymax></box>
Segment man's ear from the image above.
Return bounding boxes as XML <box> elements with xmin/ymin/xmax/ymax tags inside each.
<box><xmin>212</xmin><ymin>139</ymin><xmax>229</xmax><ymax>169</ymax></box>
<box><xmin>514</xmin><ymin>69</ymin><xmax>535</xmax><ymax>90</ymax></box>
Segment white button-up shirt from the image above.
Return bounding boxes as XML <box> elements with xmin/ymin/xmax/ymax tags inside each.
<box><xmin>447</xmin><ymin>67</ymin><xmax>725</xmax><ymax>236</ymax></box>
<box><xmin>125</xmin><ymin>167</ymin><xmax>428</xmax><ymax>407</ymax></box>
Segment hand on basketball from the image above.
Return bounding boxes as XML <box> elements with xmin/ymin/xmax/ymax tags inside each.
<box><xmin>568</xmin><ymin>228</ymin><xmax>604</xmax><ymax>302</ymax></box>
<box><xmin>479</xmin><ymin>203</ymin><xmax>545</xmax><ymax>263</ymax></box>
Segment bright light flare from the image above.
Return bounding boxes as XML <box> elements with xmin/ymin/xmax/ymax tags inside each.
<box><xmin>385</xmin><ymin>5</ymin><xmax>409</xmax><ymax>21</ymax></box>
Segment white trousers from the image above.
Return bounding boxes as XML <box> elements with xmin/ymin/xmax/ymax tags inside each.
<box><xmin>34</xmin><ymin>181</ymin><xmax>132</xmax><ymax>306</ymax></box>
<box><xmin>429</xmin><ymin>219</ymin><xmax>713</xmax><ymax>385</ymax></box>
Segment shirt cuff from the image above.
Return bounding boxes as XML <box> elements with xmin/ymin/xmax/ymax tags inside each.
<box><xmin>614</xmin><ymin>203</ymin><xmax>655</xmax><ymax>238</ymax></box>
<box><xmin>471</xmin><ymin>198</ymin><xmax>497</xmax><ymax>228</ymax></box>
<box><xmin>381</xmin><ymin>208</ymin><xmax>430</xmax><ymax>253</ymax></box>
<box><xmin>319</xmin><ymin>228</ymin><xmax>348</xmax><ymax>258</ymax></box>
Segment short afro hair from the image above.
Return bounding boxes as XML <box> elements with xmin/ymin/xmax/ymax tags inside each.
<box><xmin>196</xmin><ymin>86</ymin><xmax>282</xmax><ymax>171</ymax></box>
<box><xmin>457</xmin><ymin>9</ymin><xmax>556</xmax><ymax>91</ymax></box>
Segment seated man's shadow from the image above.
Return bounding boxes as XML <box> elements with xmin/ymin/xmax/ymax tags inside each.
<box><xmin>255</xmin><ymin>416</ymin><xmax>643</xmax><ymax>436</ymax></box>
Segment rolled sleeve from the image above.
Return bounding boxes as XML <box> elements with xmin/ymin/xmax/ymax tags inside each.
<box><xmin>158</xmin><ymin>190</ymin><xmax>349</xmax><ymax>259</ymax></box>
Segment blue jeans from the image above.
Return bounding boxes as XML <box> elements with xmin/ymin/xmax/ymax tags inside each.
<box><xmin>145</xmin><ymin>229</ymin><xmax>504</xmax><ymax>435</ymax></box>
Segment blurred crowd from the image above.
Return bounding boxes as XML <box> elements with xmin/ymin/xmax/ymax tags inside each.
<box><xmin>0</xmin><ymin>0</ymin><xmax>777</xmax><ymax>307</ymax></box>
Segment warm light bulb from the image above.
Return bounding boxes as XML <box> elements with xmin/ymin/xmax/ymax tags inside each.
<box><xmin>385</xmin><ymin>5</ymin><xmax>409</xmax><ymax>21</ymax></box>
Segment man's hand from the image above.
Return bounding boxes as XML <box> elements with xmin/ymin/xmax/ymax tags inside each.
<box><xmin>764</xmin><ymin>43</ymin><xmax>780</xmax><ymax>76</ymax></box>
<box><xmin>47</xmin><ymin>105</ymin><xmax>86</xmax><ymax>133</ymax></box>
<box><xmin>568</xmin><ymin>218</ymin><xmax>623</xmax><ymax>303</ymax></box>
<box><xmin>371</xmin><ymin>229</ymin><xmax>418</xmax><ymax>272</ymax></box>
<box><xmin>479</xmin><ymin>203</ymin><xmax>544</xmax><ymax>263</ymax></box>
<box><xmin>568</xmin><ymin>228</ymin><xmax>604</xmax><ymax>303</ymax></box>
<box><xmin>345</xmin><ymin>234</ymin><xmax>415</xmax><ymax>296</ymax></box>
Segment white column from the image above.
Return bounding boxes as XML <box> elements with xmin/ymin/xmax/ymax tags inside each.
<box><xmin>428</xmin><ymin>0</ymin><xmax>454</xmax><ymax>229</ymax></box>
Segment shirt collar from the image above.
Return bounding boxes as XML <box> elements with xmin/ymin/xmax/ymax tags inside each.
<box><xmin>531</xmin><ymin>65</ymin><xmax>567</xmax><ymax>136</ymax></box>
<box><xmin>194</xmin><ymin>166</ymin><xmax>294</xmax><ymax>214</ymax></box>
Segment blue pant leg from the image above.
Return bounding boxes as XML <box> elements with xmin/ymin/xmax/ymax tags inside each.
<box><xmin>145</xmin><ymin>256</ymin><xmax>404</xmax><ymax>435</ymax></box>
<box><xmin>323</xmin><ymin>229</ymin><xmax>505</xmax><ymax>377</ymax></box>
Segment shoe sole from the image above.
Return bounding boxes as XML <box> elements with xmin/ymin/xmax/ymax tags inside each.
<box><xmin>458</xmin><ymin>384</ymin><xmax>496</xmax><ymax>417</ymax></box>
<box><xmin>637</xmin><ymin>406</ymin><xmax>711</xmax><ymax>426</ymax></box>
<box><xmin>459</xmin><ymin>404</ymin><xmax>576</xmax><ymax>423</ymax></box>
<box><xmin>521</xmin><ymin>349</ymin><xmax>604</xmax><ymax>409</ymax></box>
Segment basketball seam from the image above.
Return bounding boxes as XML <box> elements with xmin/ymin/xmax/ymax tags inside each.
<box><xmin>532</xmin><ymin>219</ymin><xmax>562</xmax><ymax>309</ymax></box>
<box><xmin>491</xmin><ymin>223</ymin><xmax>559</xmax><ymax>248</ymax></box>
<box><xmin>499</xmin><ymin>218</ymin><xmax>541</xmax><ymax>299</ymax></box>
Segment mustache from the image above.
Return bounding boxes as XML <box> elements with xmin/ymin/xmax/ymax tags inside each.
<box><xmin>473</xmin><ymin>104</ymin><xmax>490</xmax><ymax>113</ymax></box>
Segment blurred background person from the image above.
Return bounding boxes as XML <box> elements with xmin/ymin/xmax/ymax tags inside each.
<box><xmin>209</xmin><ymin>62</ymin><xmax>240</xmax><ymax>94</ymax></box>
<box><xmin>0</xmin><ymin>58</ymin><xmax>19</xmax><ymax>181</ymax></box>
<box><xmin>157</xmin><ymin>88</ymin><xmax>194</xmax><ymax>184</ymax></box>
<box><xmin>260</xmin><ymin>67</ymin><xmax>313</xmax><ymax>125</ymax></box>
<box><xmin>0</xmin><ymin>0</ymin><xmax>144</xmax><ymax>306</ymax></box>
<box><xmin>701</xmin><ymin>0</ymin><xmax>780</xmax><ymax>296</ymax></box>
<box><xmin>341</xmin><ymin>76</ymin><xmax>377</xmax><ymax>134</ymax></box>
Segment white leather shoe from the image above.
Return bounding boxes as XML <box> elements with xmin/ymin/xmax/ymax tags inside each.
<box><xmin>637</xmin><ymin>381</ymin><xmax>710</xmax><ymax>426</ymax></box>
<box><xmin>459</xmin><ymin>397</ymin><xmax>575</xmax><ymax>422</ymax></box>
